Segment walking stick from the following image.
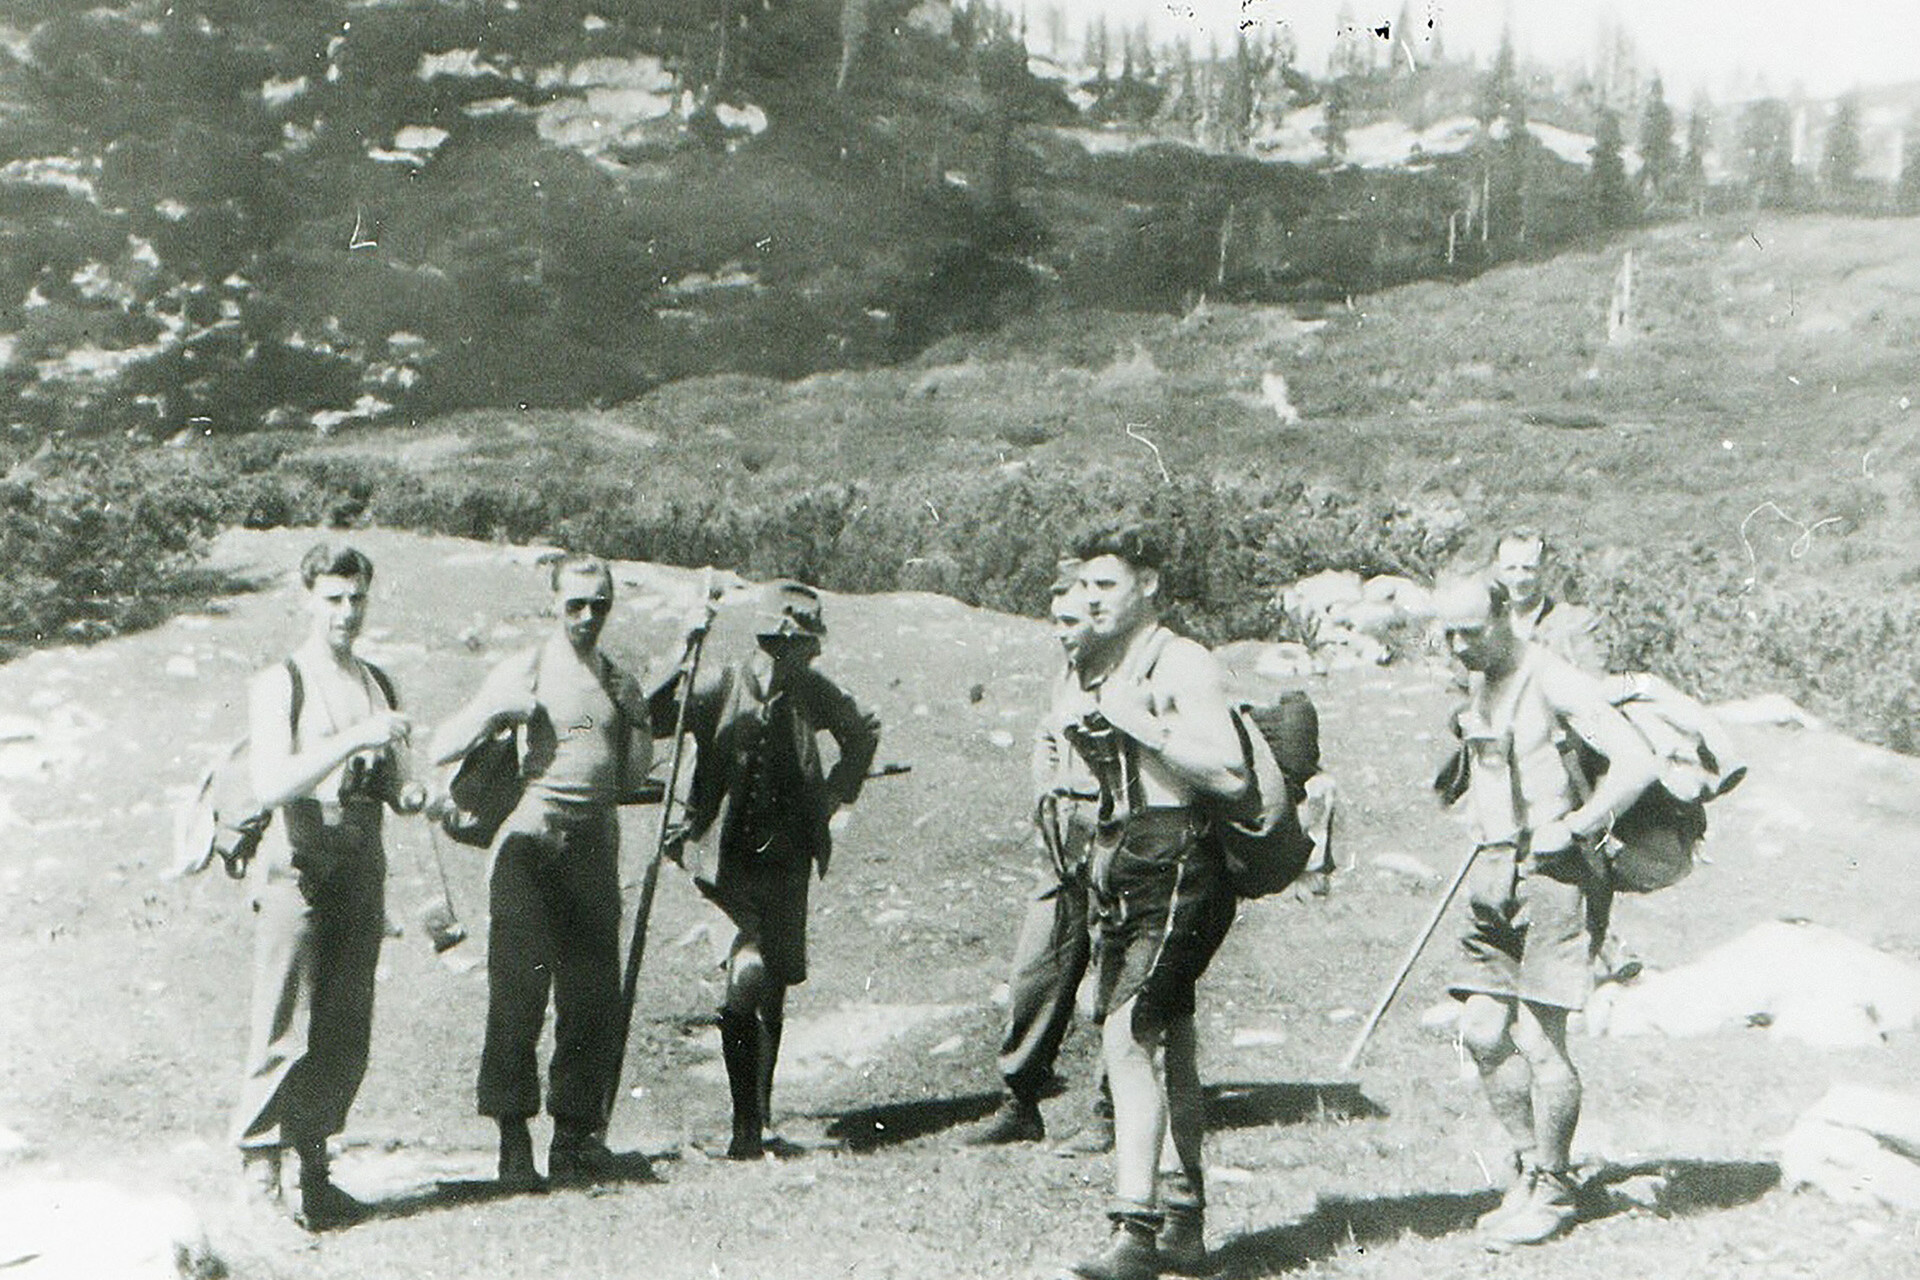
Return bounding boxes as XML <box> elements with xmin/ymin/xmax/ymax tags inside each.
<box><xmin>1337</xmin><ymin>842</ymin><xmax>1486</xmax><ymax>1074</ymax></box>
<box><xmin>603</xmin><ymin>575</ymin><xmax>719</xmax><ymax>1126</ymax></box>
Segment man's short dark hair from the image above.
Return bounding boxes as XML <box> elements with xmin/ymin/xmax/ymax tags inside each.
<box><xmin>1067</xmin><ymin>523</ymin><xmax>1166</xmax><ymax>575</ymax></box>
<box><xmin>549</xmin><ymin>552</ymin><xmax>613</xmax><ymax>593</ymax></box>
<box><xmin>299</xmin><ymin>543</ymin><xmax>374</xmax><ymax>589</ymax></box>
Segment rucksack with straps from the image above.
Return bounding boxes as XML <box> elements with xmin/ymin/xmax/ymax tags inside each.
<box><xmin>1213</xmin><ymin>694</ymin><xmax>1322</xmax><ymax>899</ymax></box>
<box><xmin>173</xmin><ymin>657</ymin><xmax>398</xmax><ymax>879</ymax></box>
<box><xmin>1558</xmin><ymin>671</ymin><xmax>1747</xmax><ymax>893</ymax></box>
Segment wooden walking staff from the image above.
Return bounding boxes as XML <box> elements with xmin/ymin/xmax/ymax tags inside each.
<box><xmin>1337</xmin><ymin>841</ymin><xmax>1485</xmax><ymax>1074</ymax></box>
<box><xmin>603</xmin><ymin>572</ymin><xmax>721</xmax><ymax>1127</ymax></box>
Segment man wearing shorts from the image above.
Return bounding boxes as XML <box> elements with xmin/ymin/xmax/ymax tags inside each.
<box><xmin>1055</xmin><ymin>526</ymin><xmax>1250</xmax><ymax>1280</ymax></box>
<box><xmin>659</xmin><ymin>579</ymin><xmax>880</xmax><ymax>1161</ymax></box>
<box><xmin>1433</xmin><ymin>576</ymin><xmax>1657</xmax><ymax>1249</ymax></box>
<box><xmin>233</xmin><ymin>543</ymin><xmax>425</xmax><ymax>1229</ymax></box>
<box><xmin>432</xmin><ymin>553</ymin><xmax>655</xmax><ymax>1191</ymax></box>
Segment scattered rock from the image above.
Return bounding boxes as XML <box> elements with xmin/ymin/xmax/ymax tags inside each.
<box><xmin>1373</xmin><ymin>852</ymin><xmax>1441</xmax><ymax>884</ymax></box>
<box><xmin>1781</xmin><ymin>1084</ymin><xmax>1920</xmax><ymax>1210</ymax></box>
<box><xmin>1603</xmin><ymin>920</ymin><xmax>1920</xmax><ymax>1046</ymax></box>
<box><xmin>1712</xmin><ymin>693</ymin><xmax>1825</xmax><ymax>731</ymax></box>
<box><xmin>1230</xmin><ymin>1028</ymin><xmax>1288</xmax><ymax>1049</ymax></box>
<box><xmin>987</xmin><ymin>730</ymin><xmax>1015</xmax><ymax>749</ymax></box>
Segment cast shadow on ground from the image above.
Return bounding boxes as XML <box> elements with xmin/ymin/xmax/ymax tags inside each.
<box><xmin>346</xmin><ymin>1151</ymin><xmax>673</xmax><ymax>1225</ymax></box>
<box><xmin>815</xmin><ymin>1081</ymin><xmax>1385</xmax><ymax>1153</ymax></box>
<box><xmin>1203</xmin><ymin>1081</ymin><xmax>1387</xmax><ymax>1131</ymax></box>
<box><xmin>820</xmin><ymin>1091</ymin><xmax>1006</xmax><ymax>1152</ymax></box>
<box><xmin>1210</xmin><ymin>1158</ymin><xmax>1780</xmax><ymax>1277</ymax></box>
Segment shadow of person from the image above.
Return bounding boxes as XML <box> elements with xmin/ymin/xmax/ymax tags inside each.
<box><xmin>1203</xmin><ymin>1081</ymin><xmax>1389</xmax><ymax>1132</ymax></box>
<box><xmin>820</xmin><ymin>1090</ymin><xmax>1005</xmax><ymax>1152</ymax></box>
<box><xmin>1211</xmin><ymin>1158</ymin><xmax>1781</xmax><ymax>1275</ymax></box>
<box><xmin>343</xmin><ymin>1148</ymin><xmax>678</xmax><ymax>1225</ymax></box>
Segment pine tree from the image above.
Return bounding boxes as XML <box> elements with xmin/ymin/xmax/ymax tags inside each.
<box><xmin>1900</xmin><ymin>110</ymin><xmax>1920</xmax><ymax>213</ymax></box>
<box><xmin>1590</xmin><ymin>106</ymin><xmax>1634</xmax><ymax>230</ymax></box>
<box><xmin>1739</xmin><ymin>97</ymin><xmax>1796</xmax><ymax>209</ymax></box>
<box><xmin>1684</xmin><ymin>94</ymin><xmax>1713</xmax><ymax>214</ymax></box>
<box><xmin>1639</xmin><ymin>75</ymin><xmax>1677</xmax><ymax>208</ymax></box>
<box><xmin>1821</xmin><ymin>92</ymin><xmax>1863</xmax><ymax>203</ymax></box>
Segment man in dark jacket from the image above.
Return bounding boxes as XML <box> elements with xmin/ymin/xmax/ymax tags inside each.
<box><xmin>657</xmin><ymin>579</ymin><xmax>880</xmax><ymax>1160</ymax></box>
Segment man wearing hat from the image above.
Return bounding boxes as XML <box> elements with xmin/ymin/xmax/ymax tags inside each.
<box><xmin>656</xmin><ymin>579</ymin><xmax>881</xmax><ymax>1159</ymax></box>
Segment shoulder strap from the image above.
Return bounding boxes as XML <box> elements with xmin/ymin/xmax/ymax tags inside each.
<box><xmin>283</xmin><ymin>657</ymin><xmax>304</xmax><ymax>737</ymax></box>
<box><xmin>362</xmin><ymin>660</ymin><xmax>398</xmax><ymax>710</ymax></box>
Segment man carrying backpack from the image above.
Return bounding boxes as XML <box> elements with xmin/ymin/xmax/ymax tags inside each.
<box><xmin>1432</xmin><ymin>576</ymin><xmax>1658</xmax><ymax>1250</ymax></box>
<box><xmin>430</xmin><ymin>553</ymin><xmax>655</xmax><ymax>1192</ymax></box>
<box><xmin>963</xmin><ymin>561</ymin><xmax>1112</xmax><ymax>1155</ymax></box>
<box><xmin>1052</xmin><ymin>525</ymin><xmax>1251</xmax><ymax>1280</ymax></box>
<box><xmin>654</xmin><ymin>579</ymin><xmax>880</xmax><ymax>1161</ymax></box>
<box><xmin>233</xmin><ymin>543</ymin><xmax>425</xmax><ymax>1229</ymax></box>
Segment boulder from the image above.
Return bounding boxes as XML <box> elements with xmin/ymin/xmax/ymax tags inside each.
<box><xmin>1603</xmin><ymin>920</ymin><xmax>1920</xmax><ymax>1046</ymax></box>
<box><xmin>1281</xmin><ymin>571</ymin><xmax>1364</xmax><ymax>628</ymax></box>
<box><xmin>1781</xmin><ymin>1084</ymin><xmax>1920</xmax><ymax>1210</ymax></box>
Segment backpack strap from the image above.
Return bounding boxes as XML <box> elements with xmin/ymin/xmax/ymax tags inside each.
<box><xmin>284</xmin><ymin>657</ymin><xmax>304</xmax><ymax>739</ymax></box>
<box><xmin>363</xmin><ymin>660</ymin><xmax>398</xmax><ymax>711</ymax></box>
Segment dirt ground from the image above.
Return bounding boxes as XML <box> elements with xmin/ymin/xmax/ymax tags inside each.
<box><xmin>2</xmin><ymin>525</ymin><xmax>1917</xmax><ymax>1278</ymax></box>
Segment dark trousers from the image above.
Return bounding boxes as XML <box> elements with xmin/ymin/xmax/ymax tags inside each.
<box><xmin>477</xmin><ymin>805</ymin><xmax>623</xmax><ymax>1131</ymax></box>
<box><xmin>998</xmin><ymin>865</ymin><xmax>1096</xmax><ymax>1104</ymax></box>
<box><xmin>232</xmin><ymin>809</ymin><xmax>385</xmax><ymax>1151</ymax></box>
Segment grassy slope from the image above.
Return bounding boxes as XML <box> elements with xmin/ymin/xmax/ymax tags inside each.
<box><xmin>299</xmin><ymin>212</ymin><xmax>1920</xmax><ymax>601</ymax></box>
<box><xmin>2</xmin><ymin>526</ymin><xmax>1917</xmax><ymax>1279</ymax></box>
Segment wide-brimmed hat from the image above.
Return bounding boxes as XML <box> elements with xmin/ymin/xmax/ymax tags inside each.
<box><xmin>755</xmin><ymin>579</ymin><xmax>827</xmax><ymax>639</ymax></box>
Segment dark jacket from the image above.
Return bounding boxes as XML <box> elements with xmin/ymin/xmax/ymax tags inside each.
<box><xmin>652</xmin><ymin>652</ymin><xmax>880</xmax><ymax>878</ymax></box>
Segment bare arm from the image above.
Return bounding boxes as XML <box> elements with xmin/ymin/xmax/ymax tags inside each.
<box><xmin>429</xmin><ymin>651</ymin><xmax>539</xmax><ymax>766</ymax></box>
<box><xmin>1094</xmin><ymin>638</ymin><xmax>1250</xmax><ymax>803</ymax></box>
<box><xmin>248</xmin><ymin>663</ymin><xmax>411</xmax><ymax>811</ymax></box>
<box><xmin>1540</xmin><ymin>664</ymin><xmax>1661</xmax><ymax>848</ymax></box>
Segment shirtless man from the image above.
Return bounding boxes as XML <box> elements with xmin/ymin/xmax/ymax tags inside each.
<box><xmin>233</xmin><ymin>543</ymin><xmax>424</xmax><ymax>1229</ymax></box>
<box><xmin>1433</xmin><ymin>576</ymin><xmax>1657</xmax><ymax>1249</ymax></box>
<box><xmin>432</xmin><ymin>554</ymin><xmax>654</xmax><ymax>1191</ymax></box>
<box><xmin>1054</xmin><ymin>526</ymin><xmax>1250</xmax><ymax>1280</ymax></box>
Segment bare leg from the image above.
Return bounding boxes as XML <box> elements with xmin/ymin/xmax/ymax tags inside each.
<box><xmin>1510</xmin><ymin>1001</ymin><xmax>1579</xmax><ymax>1172</ymax></box>
<box><xmin>1457</xmin><ymin>994</ymin><xmax>1535</xmax><ymax>1156</ymax></box>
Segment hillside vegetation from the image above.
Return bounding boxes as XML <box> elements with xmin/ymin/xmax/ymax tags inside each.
<box><xmin>14</xmin><ymin>210</ymin><xmax>1916</xmax><ymax>749</ymax></box>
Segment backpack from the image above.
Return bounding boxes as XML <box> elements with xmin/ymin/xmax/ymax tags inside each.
<box><xmin>1557</xmin><ymin>671</ymin><xmax>1747</xmax><ymax>893</ymax></box>
<box><xmin>173</xmin><ymin>658</ymin><xmax>397</xmax><ymax>879</ymax></box>
<box><xmin>439</xmin><ymin>648</ymin><xmax>639</xmax><ymax>848</ymax></box>
<box><xmin>1212</xmin><ymin>692</ymin><xmax>1323</xmax><ymax>899</ymax></box>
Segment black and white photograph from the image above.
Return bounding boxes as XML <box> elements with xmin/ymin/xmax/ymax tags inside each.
<box><xmin>0</xmin><ymin>0</ymin><xmax>1916</xmax><ymax>1275</ymax></box>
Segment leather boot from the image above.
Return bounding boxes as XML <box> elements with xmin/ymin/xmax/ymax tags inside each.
<box><xmin>496</xmin><ymin>1116</ymin><xmax>545</xmax><ymax>1193</ymax></box>
<box><xmin>962</xmin><ymin>1094</ymin><xmax>1046</xmax><ymax>1146</ymax></box>
<box><xmin>1069</xmin><ymin>1213</ymin><xmax>1161</xmax><ymax>1280</ymax></box>
<box><xmin>293</xmin><ymin>1140</ymin><xmax>369</xmax><ymax>1231</ymax></box>
<box><xmin>1158</xmin><ymin>1204</ymin><xmax>1207</xmax><ymax>1275</ymax></box>
<box><xmin>720</xmin><ymin>1011</ymin><xmax>764</xmax><ymax>1160</ymax></box>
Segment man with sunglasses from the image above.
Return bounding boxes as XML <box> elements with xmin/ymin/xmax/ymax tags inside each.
<box><xmin>432</xmin><ymin>553</ymin><xmax>654</xmax><ymax>1192</ymax></box>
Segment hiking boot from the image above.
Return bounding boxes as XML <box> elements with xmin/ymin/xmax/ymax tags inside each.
<box><xmin>497</xmin><ymin>1117</ymin><xmax>546</xmax><ymax>1193</ymax></box>
<box><xmin>1475</xmin><ymin>1153</ymin><xmax>1532</xmax><ymax>1234</ymax></box>
<box><xmin>1068</xmin><ymin>1218</ymin><xmax>1160</xmax><ymax>1280</ymax></box>
<box><xmin>725</xmin><ymin>1122</ymin><xmax>766</xmax><ymax>1162</ymax></box>
<box><xmin>1050</xmin><ymin>1113</ymin><xmax>1115</xmax><ymax>1157</ymax></box>
<box><xmin>961</xmin><ymin>1095</ymin><xmax>1045</xmax><ymax>1146</ymax></box>
<box><xmin>239</xmin><ymin>1148</ymin><xmax>284</xmax><ymax>1209</ymax></box>
<box><xmin>1157</xmin><ymin>1205</ymin><xmax>1208</xmax><ymax>1276</ymax></box>
<box><xmin>549</xmin><ymin>1127</ymin><xmax>655</xmax><ymax>1187</ymax></box>
<box><xmin>1483</xmin><ymin>1167</ymin><xmax>1579</xmax><ymax>1251</ymax></box>
<box><xmin>291</xmin><ymin>1142</ymin><xmax>369</xmax><ymax>1231</ymax></box>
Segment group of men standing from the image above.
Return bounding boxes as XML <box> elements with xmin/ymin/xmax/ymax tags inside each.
<box><xmin>230</xmin><ymin>546</ymin><xmax>876</xmax><ymax>1227</ymax></box>
<box><xmin>225</xmin><ymin>524</ymin><xmax>1664</xmax><ymax>1274</ymax></box>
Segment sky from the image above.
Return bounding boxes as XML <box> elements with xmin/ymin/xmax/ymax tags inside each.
<box><xmin>1028</xmin><ymin>0</ymin><xmax>1920</xmax><ymax>101</ymax></box>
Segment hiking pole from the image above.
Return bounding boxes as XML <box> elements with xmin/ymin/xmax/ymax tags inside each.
<box><xmin>604</xmin><ymin>574</ymin><xmax>720</xmax><ymax>1126</ymax></box>
<box><xmin>1337</xmin><ymin>841</ymin><xmax>1486</xmax><ymax>1074</ymax></box>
